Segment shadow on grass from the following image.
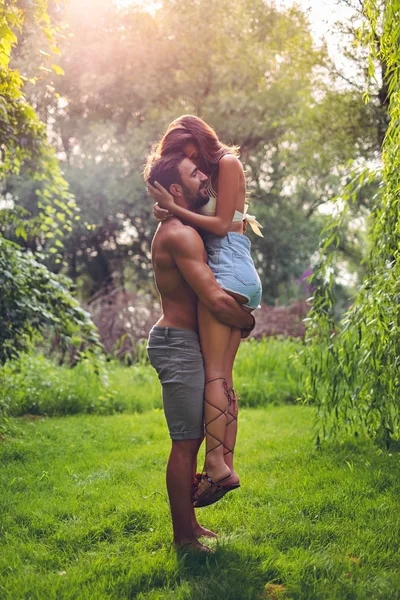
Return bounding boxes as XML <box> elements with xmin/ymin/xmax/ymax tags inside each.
<box><xmin>315</xmin><ymin>436</ymin><xmax>400</xmax><ymax>461</ymax></box>
<box><xmin>174</xmin><ymin>544</ymin><xmax>274</xmax><ymax>600</ymax></box>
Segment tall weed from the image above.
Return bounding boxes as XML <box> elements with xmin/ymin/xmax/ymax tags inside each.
<box><xmin>234</xmin><ymin>337</ymin><xmax>304</xmax><ymax>406</ymax></box>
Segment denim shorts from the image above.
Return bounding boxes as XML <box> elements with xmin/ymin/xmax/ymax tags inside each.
<box><xmin>147</xmin><ymin>327</ymin><xmax>205</xmax><ymax>441</ymax></box>
<box><xmin>203</xmin><ymin>232</ymin><xmax>262</xmax><ymax>310</ymax></box>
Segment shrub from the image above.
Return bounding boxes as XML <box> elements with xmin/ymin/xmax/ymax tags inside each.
<box><xmin>0</xmin><ymin>354</ymin><xmax>161</xmax><ymax>418</ymax></box>
<box><xmin>0</xmin><ymin>338</ymin><xmax>305</xmax><ymax>419</ymax></box>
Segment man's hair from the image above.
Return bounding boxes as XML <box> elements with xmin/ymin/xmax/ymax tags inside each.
<box><xmin>143</xmin><ymin>152</ymin><xmax>185</xmax><ymax>191</ymax></box>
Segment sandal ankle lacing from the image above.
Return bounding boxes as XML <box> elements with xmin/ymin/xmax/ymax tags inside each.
<box><xmin>204</xmin><ymin>377</ymin><xmax>231</xmax><ymax>457</ymax></box>
<box><xmin>223</xmin><ymin>387</ymin><xmax>239</xmax><ymax>457</ymax></box>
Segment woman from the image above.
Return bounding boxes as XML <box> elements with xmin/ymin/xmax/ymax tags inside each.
<box><xmin>148</xmin><ymin>115</ymin><xmax>262</xmax><ymax>507</ymax></box>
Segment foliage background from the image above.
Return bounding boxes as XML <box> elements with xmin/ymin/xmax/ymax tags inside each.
<box><xmin>1</xmin><ymin>0</ymin><xmax>399</xmax><ymax>442</ymax></box>
<box><xmin>0</xmin><ymin>0</ymin><xmax>99</xmax><ymax>363</ymax></box>
<box><xmin>4</xmin><ymin>0</ymin><xmax>386</xmax><ymax>306</ymax></box>
<box><xmin>305</xmin><ymin>0</ymin><xmax>400</xmax><ymax>444</ymax></box>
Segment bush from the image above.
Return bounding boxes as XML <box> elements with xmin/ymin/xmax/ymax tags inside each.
<box><xmin>0</xmin><ymin>354</ymin><xmax>161</xmax><ymax>418</ymax></box>
<box><xmin>0</xmin><ymin>238</ymin><xmax>100</xmax><ymax>364</ymax></box>
<box><xmin>0</xmin><ymin>338</ymin><xmax>305</xmax><ymax>420</ymax></box>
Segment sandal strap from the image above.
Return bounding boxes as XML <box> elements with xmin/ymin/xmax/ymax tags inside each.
<box><xmin>204</xmin><ymin>378</ymin><xmax>231</xmax><ymax>455</ymax></box>
<box><xmin>192</xmin><ymin>471</ymin><xmax>231</xmax><ymax>503</ymax></box>
<box><xmin>204</xmin><ymin>397</ymin><xmax>231</xmax><ymax>455</ymax></box>
<box><xmin>223</xmin><ymin>387</ymin><xmax>239</xmax><ymax>456</ymax></box>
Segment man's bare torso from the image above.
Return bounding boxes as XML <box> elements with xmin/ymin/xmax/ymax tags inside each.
<box><xmin>152</xmin><ymin>218</ymin><xmax>201</xmax><ymax>331</ymax></box>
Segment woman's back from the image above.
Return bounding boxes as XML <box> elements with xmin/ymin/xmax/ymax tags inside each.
<box><xmin>199</xmin><ymin>154</ymin><xmax>246</xmax><ymax>234</ymax></box>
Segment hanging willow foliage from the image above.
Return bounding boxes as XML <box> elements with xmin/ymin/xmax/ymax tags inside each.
<box><xmin>304</xmin><ymin>0</ymin><xmax>400</xmax><ymax>445</ymax></box>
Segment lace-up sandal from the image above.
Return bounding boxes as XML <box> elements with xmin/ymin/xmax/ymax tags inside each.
<box><xmin>192</xmin><ymin>472</ymin><xmax>235</xmax><ymax>508</ymax></box>
<box><xmin>191</xmin><ymin>378</ymin><xmax>234</xmax><ymax>507</ymax></box>
<box><xmin>194</xmin><ymin>387</ymin><xmax>241</xmax><ymax>508</ymax></box>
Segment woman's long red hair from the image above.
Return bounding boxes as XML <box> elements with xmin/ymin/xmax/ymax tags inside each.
<box><xmin>155</xmin><ymin>115</ymin><xmax>239</xmax><ymax>176</ymax></box>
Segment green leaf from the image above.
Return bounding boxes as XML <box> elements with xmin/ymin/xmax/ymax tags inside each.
<box><xmin>51</xmin><ymin>64</ymin><xmax>65</xmax><ymax>76</ymax></box>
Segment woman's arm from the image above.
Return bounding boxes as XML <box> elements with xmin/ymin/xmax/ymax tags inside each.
<box><xmin>149</xmin><ymin>155</ymin><xmax>242</xmax><ymax>237</ymax></box>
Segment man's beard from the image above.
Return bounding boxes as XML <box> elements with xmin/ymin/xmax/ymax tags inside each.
<box><xmin>181</xmin><ymin>182</ymin><xmax>209</xmax><ymax>211</ymax></box>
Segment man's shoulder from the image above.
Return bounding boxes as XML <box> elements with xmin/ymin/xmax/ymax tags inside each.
<box><xmin>159</xmin><ymin>220</ymin><xmax>203</xmax><ymax>252</ymax></box>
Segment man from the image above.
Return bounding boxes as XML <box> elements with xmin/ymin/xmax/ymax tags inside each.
<box><xmin>143</xmin><ymin>152</ymin><xmax>255</xmax><ymax>552</ymax></box>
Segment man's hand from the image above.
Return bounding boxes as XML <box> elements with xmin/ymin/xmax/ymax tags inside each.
<box><xmin>240</xmin><ymin>313</ymin><xmax>256</xmax><ymax>339</ymax></box>
<box><xmin>166</xmin><ymin>226</ymin><xmax>255</xmax><ymax>331</ymax></box>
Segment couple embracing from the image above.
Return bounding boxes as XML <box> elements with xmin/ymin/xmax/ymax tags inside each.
<box><xmin>143</xmin><ymin>115</ymin><xmax>262</xmax><ymax>552</ymax></box>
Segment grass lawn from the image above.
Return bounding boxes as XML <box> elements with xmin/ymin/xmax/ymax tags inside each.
<box><xmin>1</xmin><ymin>406</ymin><xmax>399</xmax><ymax>600</ymax></box>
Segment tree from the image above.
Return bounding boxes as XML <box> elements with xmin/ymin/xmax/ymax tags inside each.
<box><xmin>8</xmin><ymin>0</ymin><xmax>332</xmax><ymax>299</ymax></box>
<box><xmin>305</xmin><ymin>0</ymin><xmax>400</xmax><ymax>445</ymax></box>
<box><xmin>8</xmin><ymin>0</ymin><xmax>385</xmax><ymax>304</ymax></box>
<box><xmin>0</xmin><ymin>0</ymin><xmax>99</xmax><ymax>362</ymax></box>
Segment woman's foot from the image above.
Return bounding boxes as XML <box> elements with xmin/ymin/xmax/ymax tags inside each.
<box><xmin>203</xmin><ymin>462</ymin><xmax>241</xmax><ymax>489</ymax></box>
<box><xmin>192</xmin><ymin>471</ymin><xmax>240</xmax><ymax>508</ymax></box>
<box><xmin>223</xmin><ymin>470</ymin><xmax>240</xmax><ymax>488</ymax></box>
<box><xmin>204</xmin><ymin>462</ymin><xmax>231</xmax><ymax>485</ymax></box>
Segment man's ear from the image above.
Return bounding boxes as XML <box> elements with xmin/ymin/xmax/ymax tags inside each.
<box><xmin>169</xmin><ymin>183</ymin><xmax>181</xmax><ymax>197</ymax></box>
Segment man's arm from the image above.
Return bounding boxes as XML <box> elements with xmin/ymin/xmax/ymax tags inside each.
<box><xmin>166</xmin><ymin>226</ymin><xmax>255</xmax><ymax>332</ymax></box>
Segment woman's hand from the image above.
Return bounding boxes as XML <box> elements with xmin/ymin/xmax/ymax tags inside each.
<box><xmin>147</xmin><ymin>181</ymin><xmax>176</xmax><ymax>212</ymax></box>
<box><xmin>153</xmin><ymin>202</ymin><xmax>172</xmax><ymax>222</ymax></box>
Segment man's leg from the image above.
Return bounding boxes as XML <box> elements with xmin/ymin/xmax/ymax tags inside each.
<box><xmin>148</xmin><ymin>327</ymin><xmax>215</xmax><ymax>546</ymax></box>
<box><xmin>167</xmin><ymin>438</ymin><xmax>213</xmax><ymax>549</ymax></box>
<box><xmin>190</xmin><ymin>445</ymin><xmax>218</xmax><ymax>539</ymax></box>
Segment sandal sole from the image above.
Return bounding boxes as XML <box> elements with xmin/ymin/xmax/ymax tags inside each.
<box><xmin>194</xmin><ymin>484</ymin><xmax>241</xmax><ymax>508</ymax></box>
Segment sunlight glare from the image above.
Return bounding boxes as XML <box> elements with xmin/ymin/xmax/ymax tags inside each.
<box><xmin>113</xmin><ymin>0</ymin><xmax>161</xmax><ymax>14</ymax></box>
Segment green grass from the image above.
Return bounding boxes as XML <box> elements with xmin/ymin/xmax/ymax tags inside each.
<box><xmin>1</xmin><ymin>406</ymin><xmax>399</xmax><ymax>599</ymax></box>
<box><xmin>0</xmin><ymin>338</ymin><xmax>304</xmax><ymax>419</ymax></box>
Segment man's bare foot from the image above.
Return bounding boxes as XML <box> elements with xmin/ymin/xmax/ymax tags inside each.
<box><xmin>193</xmin><ymin>524</ymin><xmax>218</xmax><ymax>539</ymax></box>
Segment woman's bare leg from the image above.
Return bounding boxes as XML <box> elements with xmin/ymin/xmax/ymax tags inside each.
<box><xmin>198</xmin><ymin>302</ymin><xmax>233</xmax><ymax>483</ymax></box>
<box><xmin>223</xmin><ymin>327</ymin><xmax>241</xmax><ymax>475</ymax></box>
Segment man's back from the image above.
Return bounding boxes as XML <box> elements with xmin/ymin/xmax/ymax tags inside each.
<box><xmin>152</xmin><ymin>218</ymin><xmax>199</xmax><ymax>331</ymax></box>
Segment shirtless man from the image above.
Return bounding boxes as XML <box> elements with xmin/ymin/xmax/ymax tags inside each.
<box><xmin>143</xmin><ymin>153</ymin><xmax>255</xmax><ymax>552</ymax></box>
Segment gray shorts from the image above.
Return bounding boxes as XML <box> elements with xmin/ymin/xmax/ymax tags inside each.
<box><xmin>147</xmin><ymin>327</ymin><xmax>205</xmax><ymax>441</ymax></box>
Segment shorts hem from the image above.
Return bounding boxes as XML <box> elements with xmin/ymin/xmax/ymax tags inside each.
<box><xmin>221</xmin><ymin>285</ymin><xmax>250</xmax><ymax>305</ymax></box>
<box><xmin>221</xmin><ymin>285</ymin><xmax>261</xmax><ymax>310</ymax></box>
<box><xmin>170</xmin><ymin>428</ymin><xmax>204</xmax><ymax>441</ymax></box>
